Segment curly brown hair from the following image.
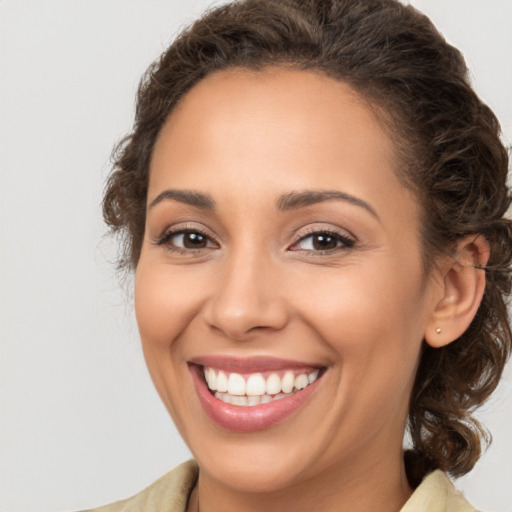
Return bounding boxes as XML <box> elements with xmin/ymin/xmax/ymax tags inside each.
<box><xmin>103</xmin><ymin>0</ymin><xmax>512</xmax><ymax>486</ymax></box>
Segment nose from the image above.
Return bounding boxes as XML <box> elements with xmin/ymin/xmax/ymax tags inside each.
<box><xmin>203</xmin><ymin>249</ymin><xmax>289</xmax><ymax>341</ymax></box>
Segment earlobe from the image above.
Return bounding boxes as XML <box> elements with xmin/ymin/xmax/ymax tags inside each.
<box><xmin>425</xmin><ymin>235</ymin><xmax>490</xmax><ymax>348</ymax></box>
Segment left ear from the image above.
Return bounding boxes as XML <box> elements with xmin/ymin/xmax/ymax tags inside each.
<box><xmin>425</xmin><ymin>235</ymin><xmax>490</xmax><ymax>348</ymax></box>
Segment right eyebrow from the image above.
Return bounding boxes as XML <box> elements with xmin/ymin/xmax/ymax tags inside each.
<box><xmin>148</xmin><ymin>189</ymin><xmax>216</xmax><ymax>211</ymax></box>
<box><xmin>277</xmin><ymin>189</ymin><xmax>379</xmax><ymax>220</ymax></box>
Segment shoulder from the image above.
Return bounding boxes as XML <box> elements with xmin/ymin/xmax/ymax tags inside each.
<box><xmin>80</xmin><ymin>460</ymin><xmax>198</xmax><ymax>512</ymax></box>
<box><xmin>401</xmin><ymin>470</ymin><xmax>479</xmax><ymax>512</ymax></box>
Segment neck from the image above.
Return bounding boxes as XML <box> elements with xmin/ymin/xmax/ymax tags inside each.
<box><xmin>190</xmin><ymin>447</ymin><xmax>412</xmax><ymax>512</ymax></box>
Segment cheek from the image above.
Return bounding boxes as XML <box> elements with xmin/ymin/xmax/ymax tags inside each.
<box><xmin>134</xmin><ymin>263</ymin><xmax>205</xmax><ymax>350</ymax></box>
<box><xmin>296</xmin><ymin>266</ymin><xmax>426</xmax><ymax>425</ymax></box>
<box><xmin>291</xmin><ymin>261</ymin><xmax>427</xmax><ymax>362</ymax></box>
<box><xmin>133</xmin><ymin>262</ymin><xmax>206</xmax><ymax>431</ymax></box>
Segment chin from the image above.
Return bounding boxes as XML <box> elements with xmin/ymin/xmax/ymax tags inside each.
<box><xmin>194</xmin><ymin>442</ymin><xmax>315</xmax><ymax>494</ymax></box>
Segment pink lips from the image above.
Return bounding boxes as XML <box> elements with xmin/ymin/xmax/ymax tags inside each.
<box><xmin>189</xmin><ymin>356</ymin><xmax>323</xmax><ymax>432</ymax></box>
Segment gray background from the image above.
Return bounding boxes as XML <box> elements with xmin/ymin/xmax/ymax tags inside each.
<box><xmin>1</xmin><ymin>1</ymin><xmax>511</xmax><ymax>511</ymax></box>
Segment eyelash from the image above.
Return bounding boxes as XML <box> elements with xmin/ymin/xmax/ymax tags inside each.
<box><xmin>292</xmin><ymin>230</ymin><xmax>355</xmax><ymax>252</ymax></box>
<box><xmin>156</xmin><ymin>227</ymin><xmax>217</xmax><ymax>254</ymax></box>
<box><xmin>155</xmin><ymin>227</ymin><xmax>355</xmax><ymax>255</ymax></box>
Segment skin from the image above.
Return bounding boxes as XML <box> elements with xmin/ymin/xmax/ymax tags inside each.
<box><xmin>134</xmin><ymin>67</ymin><xmax>483</xmax><ymax>512</ymax></box>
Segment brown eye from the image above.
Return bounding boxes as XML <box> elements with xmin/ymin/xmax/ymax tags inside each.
<box><xmin>292</xmin><ymin>230</ymin><xmax>355</xmax><ymax>252</ymax></box>
<box><xmin>311</xmin><ymin>233</ymin><xmax>338</xmax><ymax>251</ymax></box>
<box><xmin>182</xmin><ymin>232</ymin><xmax>208</xmax><ymax>248</ymax></box>
<box><xmin>157</xmin><ymin>229</ymin><xmax>217</xmax><ymax>251</ymax></box>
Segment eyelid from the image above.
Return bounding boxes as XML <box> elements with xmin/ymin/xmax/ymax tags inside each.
<box><xmin>289</xmin><ymin>226</ymin><xmax>356</xmax><ymax>252</ymax></box>
<box><xmin>152</xmin><ymin>222</ymin><xmax>355</xmax><ymax>254</ymax></box>
<box><xmin>154</xmin><ymin>223</ymin><xmax>220</xmax><ymax>249</ymax></box>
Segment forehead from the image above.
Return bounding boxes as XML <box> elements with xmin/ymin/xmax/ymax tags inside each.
<box><xmin>155</xmin><ymin>67</ymin><xmax>392</xmax><ymax>161</ymax></box>
<box><xmin>149</xmin><ymin>67</ymin><xmax>414</xmax><ymax>220</ymax></box>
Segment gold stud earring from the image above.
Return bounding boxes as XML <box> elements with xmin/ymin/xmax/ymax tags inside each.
<box><xmin>436</xmin><ymin>328</ymin><xmax>442</xmax><ymax>334</ymax></box>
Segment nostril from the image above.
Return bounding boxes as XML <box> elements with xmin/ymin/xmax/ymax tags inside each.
<box><xmin>204</xmin><ymin>292</ymin><xmax>289</xmax><ymax>340</ymax></box>
<box><xmin>201</xmin><ymin>260</ymin><xmax>289</xmax><ymax>339</ymax></box>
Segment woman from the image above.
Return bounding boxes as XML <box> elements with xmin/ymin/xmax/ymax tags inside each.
<box><xmin>91</xmin><ymin>0</ymin><xmax>511</xmax><ymax>510</ymax></box>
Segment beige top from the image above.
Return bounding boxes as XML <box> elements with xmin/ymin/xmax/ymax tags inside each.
<box><xmin>84</xmin><ymin>460</ymin><xmax>478</xmax><ymax>512</ymax></box>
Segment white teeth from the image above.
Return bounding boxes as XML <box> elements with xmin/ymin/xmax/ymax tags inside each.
<box><xmin>215</xmin><ymin>391</ymin><xmax>229</xmax><ymax>404</ymax></box>
<box><xmin>247</xmin><ymin>395</ymin><xmax>262</xmax><ymax>406</ymax></box>
<box><xmin>308</xmin><ymin>369</ymin><xmax>319</xmax><ymax>383</ymax></box>
<box><xmin>216</xmin><ymin>391</ymin><xmax>293</xmax><ymax>406</ymax></box>
<box><xmin>281</xmin><ymin>371</ymin><xmax>295</xmax><ymax>393</ymax></box>
<box><xmin>203</xmin><ymin>366</ymin><xmax>322</xmax><ymax>405</ymax></box>
<box><xmin>231</xmin><ymin>395</ymin><xmax>247</xmax><ymax>406</ymax></box>
<box><xmin>246</xmin><ymin>373</ymin><xmax>266</xmax><ymax>395</ymax></box>
<box><xmin>227</xmin><ymin>373</ymin><xmax>246</xmax><ymax>396</ymax></box>
<box><xmin>295</xmin><ymin>373</ymin><xmax>309</xmax><ymax>390</ymax></box>
<box><xmin>205</xmin><ymin>368</ymin><xmax>216</xmax><ymax>389</ymax></box>
<box><xmin>260</xmin><ymin>394</ymin><xmax>273</xmax><ymax>404</ymax></box>
<box><xmin>266</xmin><ymin>373</ymin><xmax>282</xmax><ymax>395</ymax></box>
<box><xmin>216</xmin><ymin>371</ymin><xmax>228</xmax><ymax>392</ymax></box>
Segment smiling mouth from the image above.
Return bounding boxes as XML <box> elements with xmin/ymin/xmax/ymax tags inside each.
<box><xmin>189</xmin><ymin>357</ymin><xmax>325</xmax><ymax>431</ymax></box>
<box><xmin>202</xmin><ymin>366</ymin><xmax>322</xmax><ymax>407</ymax></box>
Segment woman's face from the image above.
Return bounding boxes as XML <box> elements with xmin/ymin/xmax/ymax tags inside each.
<box><xmin>135</xmin><ymin>68</ymin><xmax>440</xmax><ymax>493</ymax></box>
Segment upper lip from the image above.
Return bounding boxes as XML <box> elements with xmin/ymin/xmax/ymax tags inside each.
<box><xmin>189</xmin><ymin>355</ymin><xmax>324</xmax><ymax>373</ymax></box>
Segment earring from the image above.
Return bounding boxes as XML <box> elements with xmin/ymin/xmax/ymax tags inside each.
<box><xmin>436</xmin><ymin>328</ymin><xmax>442</xmax><ymax>334</ymax></box>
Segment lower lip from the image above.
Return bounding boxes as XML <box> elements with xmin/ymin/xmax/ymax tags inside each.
<box><xmin>190</xmin><ymin>365</ymin><xmax>322</xmax><ymax>432</ymax></box>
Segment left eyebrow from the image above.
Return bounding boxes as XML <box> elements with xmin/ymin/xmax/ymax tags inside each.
<box><xmin>148</xmin><ymin>189</ymin><xmax>216</xmax><ymax>211</ymax></box>
<box><xmin>277</xmin><ymin>190</ymin><xmax>379</xmax><ymax>220</ymax></box>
